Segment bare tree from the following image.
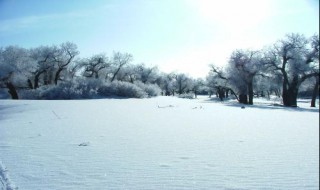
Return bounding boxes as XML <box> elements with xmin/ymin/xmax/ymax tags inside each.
<box><xmin>29</xmin><ymin>46</ymin><xmax>56</xmax><ymax>89</ymax></box>
<box><xmin>264</xmin><ymin>33</ymin><xmax>319</xmax><ymax>107</ymax></box>
<box><xmin>309</xmin><ymin>35</ymin><xmax>319</xmax><ymax>107</ymax></box>
<box><xmin>81</xmin><ymin>54</ymin><xmax>109</xmax><ymax>79</ymax></box>
<box><xmin>52</xmin><ymin>42</ymin><xmax>79</xmax><ymax>85</ymax></box>
<box><xmin>227</xmin><ymin>49</ymin><xmax>264</xmax><ymax>104</ymax></box>
<box><xmin>0</xmin><ymin>46</ymin><xmax>30</xmax><ymax>99</ymax></box>
<box><xmin>310</xmin><ymin>76</ymin><xmax>319</xmax><ymax>107</ymax></box>
<box><xmin>156</xmin><ymin>72</ymin><xmax>177</xmax><ymax>96</ymax></box>
<box><xmin>207</xmin><ymin>65</ymin><xmax>238</xmax><ymax>101</ymax></box>
<box><xmin>175</xmin><ymin>73</ymin><xmax>191</xmax><ymax>95</ymax></box>
<box><xmin>135</xmin><ymin>64</ymin><xmax>158</xmax><ymax>84</ymax></box>
<box><xmin>110</xmin><ymin>52</ymin><xmax>133</xmax><ymax>82</ymax></box>
<box><xmin>66</xmin><ymin>59</ymin><xmax>82</xmax><ymax>80</ymax></box>
<box><xmin>190</xmin><ymin>78</ymin><xmax>204</xmax><ymax>98</ymax></box>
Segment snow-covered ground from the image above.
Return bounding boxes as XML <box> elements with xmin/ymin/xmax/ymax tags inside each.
<box><xmin>0</xmin><ymin>96</ymin><xmax>319</xmax><ymax>190</ymax></box>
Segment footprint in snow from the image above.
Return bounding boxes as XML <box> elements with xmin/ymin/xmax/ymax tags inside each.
<box><xmin>192</xmin><ymin>106</ymin><xmax>203</xmax><ymax>109</ymax></box>
<box><xmin>157</xmin><ymin>105</ymin><xmax>174</xmax><ymax>108</ymax></box>
<box><xmin>28</xmin><ymin>134</ymin><xmax>42</xmax><ymax>139</ymax></box>
<box><xmin>78</xmin><ymin>142</ymin><xmax>90</xmax><ymax>146</ymax></box>
<box><xmin>159</xmin><ymin>164</ymin><xmax>171</xmax><ymax>168</ymax></box>
<box><xmin>179</xmin><ymin>156</ymin><xmax>190</xmax><ymax>160</ymax></box>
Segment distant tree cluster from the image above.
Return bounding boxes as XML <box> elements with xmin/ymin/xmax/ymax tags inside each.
<box><xmin>0</xmin><ymin>43</ymin><xmax>203</xmax><ymax>99</ymax></box>
<box><xmin>0</xmin><ymin>33</ymin><xmax>318</xmax><ymax>107</ymax></box>
<box><xmin>207</xmin><ymin>33</ymin><xmax>319</xmax><ymax>107</ymax></box>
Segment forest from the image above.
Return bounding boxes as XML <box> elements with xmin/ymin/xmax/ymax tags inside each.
<box><xmin>0</xmin><ymin>33</ymin><xmax>319</xmax><ymax>107</ymax></box>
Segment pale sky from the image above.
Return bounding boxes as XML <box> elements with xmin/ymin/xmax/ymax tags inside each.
<box><xmin>0</xmin><ymin>0</ymin><xmax>319</xmax><ymax>78</ymax></box>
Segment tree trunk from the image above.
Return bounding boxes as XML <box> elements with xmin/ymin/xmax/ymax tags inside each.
<box><xmin>34</xmin><ymin>70</ymin><xmax>46</xmax><ymax>89</ymax></box>
<box><xmin>54</xmin><ymin>68</ymin><xmax>64</xmax><ymax>85</ymax></box>
<box><xmin>217</xmin><ymin>87</ymin><xmax>225</xmax><ymax>101</ymax></box>
<box><xmin>27</xmin><ymin>79</ymin><xmax>34</xmax><ymax>89</ymax></box>
<box><xmin>111</xmin><ymin>67</ymin><xmax>121</xmax><ymax>82</ymax></box>
<box><xmin>239</xmin><ymin>94</ymin><xmax>248</xmax><ymax>104</ymax></box>
<box><xmin>34</xmin><ymin>74</ymin><xmax>40</xmax><ymax>89</ymax></box>
<box><xmin>228</xmin><ymin>88</ymin><xmax>239</xmax><ymax>101</ymax></box>
<box><xmin>248</xmin><ymin>81</ymin><xmax>254</xmax><ymax>105</ymax></box>
<box><xmin>282</xmin><ymin>87</ymin><xmax>298</xmax><ymax>107</ymax></box>
<box><xmin>282</xmin><ymin>76</ymin><xmax>299</xmax><ymax>107</ymax></box>
<box><xmin>239</xmin><ymin>86</ymin><xmax>248</xmax><ymax>104</ymax></box>
<box><xmin>6</xmin><ymin>82</ymin><xmax>19</xmax><ymax>99</ymax></box>
<box><xmin>43</xmin><ymin>71</ymin><xmax>49</xmax><ymax>85</ymax></box>
<box><xmin>311</xmin><ymin>78</ymin><xmax>319</xmax><ymax>107</ymax></box>
<box><xmin>267</xmin><ymin>91</ymin><xmax>270</xmax><ymax>99</ymax></box>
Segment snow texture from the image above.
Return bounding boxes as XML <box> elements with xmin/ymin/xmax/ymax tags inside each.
<box><xmin>0</xmin><ymin>96</ymin><xmax>319</xmax><ymax>189</ymax></box>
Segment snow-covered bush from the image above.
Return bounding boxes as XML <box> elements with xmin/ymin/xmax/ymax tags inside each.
<box><xmin>19</xmin><ymin>89</ymin><xmax>42</xmax><ymax>99</ymax></box>
<box><xmin>134</xmin><ymin>81</ymin><xmax>161</xmax><ymax>97</ymax></box>
<box><xmin>19</xmin><ymin>79</ymin><xmax>154</xmax><ymax>99</ymax></box>
<box><xmin>20</xmin><ymin>78</ymin><xmax>103</xmax><ymax>99</ymax></box>
<box><xmin>73</xmin><ymin>78</ymin><xmax>102</xmax><ymax>98</ymax></box>
<box><xmin>178</xmin><ymin>93</ymin><xmax>194</xmax><ymax>99</ymax></box>
<box><xmin>98</xmin><ymin>81</ymin><xmax>147</xmax><ymax>98</ymax></box>
<box><xmin>43</xmin><ymin>78</ymin><xmax>102</xmax><ymax>99</ymax></box>
<box><xmin>40</xmin><ymin>82</ymin><xmax>79</xmax><ymax>99</ymax></box>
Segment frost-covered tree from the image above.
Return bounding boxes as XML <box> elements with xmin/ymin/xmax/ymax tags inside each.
<box><xmin>66</xmin><ymin>58</ymin><xmax>82</xmax><ymax>80</ymax></box>
<box><xmin>110</xmin><ymin>52</ymin><xmax>133</xmax><ymax>82</ymax></box>
<box><xmin>0</xmin><ymin>46</ymin><xmax>30</xmax><ymax>99</ymax></box>
<box><xmin>114</xmin><ymin>64</ymin><xmax>159</xmax><ymax>84</ymax></box>
<box><xmin>310</xmin><ymin>75</ymin><xmax>319</xmax><ymax>107</ymax></box>
<box><xmin>29</xmin><ymin>46</ymin><xmax>56</xmax><ymax>89</ymax></box>
<box><xmin>52</xmin><ymin>42</ymin><xmax>79</xmax><ymax>85</ymax></box>
<box><xmin>117</xmin><ymin>64</ymin><xmax>137</xmax><ymax>83</ymax></box>
<box><xmin>309</xmin><ymin>35</ymin><xmax>319</xmax><ymax>107</ymax></box>
<box><xmin>190</xmin><ymin>78</ymin><xmax>205</xmax><ymax>98</ymax></box>
<box><xmin>264</xmin><ymin>33</ymin><xmax>319</xmax><ymax>107</ymax></box>
<box><xmin>80</xmin><ymin>54</ymin><xmax>110</xmax><ymax>79</ymax></box>
<box><xmin>175</xmin><ymin>73</ymin><xmax>192</xmax><ymax>95</ymax></box>
<box><xmin>135</xmin><ymin>64</ymin><xmax>159</xmax><ymax>84</ymax></box>
<box><xmin>227</xmin><ymin>49</ymin><xmax>264</xmax><ymax>104</ymax></box>
<box><xmin>156</xmin><ymin>72</ymin><xmax>176</xmax><ymax>96</ymax></box>
<box><xmin>207</xmin><ymin>65</ymin><xmax>238</xmax><ymax>101</ymax></box>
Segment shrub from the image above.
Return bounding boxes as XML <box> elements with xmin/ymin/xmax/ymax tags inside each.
<box><xmin>178</xmin><ymin>93</ymin><xmax>195</xmax><ymax>99</ymax></box>
<box><xmin>134</xmin><ymin>81</ymin><xmax>161</xmax><ymax>97</ymax></box>
<box><xmin>39</xmin><ymin>82</ymin><xmax>75</xmax><ymax>99</ymax></box>
<box><xmin>19</xmin><ymin>89</ymin><xmax>41</xmax><ymax>99</ymax></box>
<box><xmin>19</xmin><ymin>78</ymin><xmax>161</xmax><ymax>99</ymax></box>
<box><xmin>98</xmin><ymin>81</ymin><xmax>147</xmax><ymax>98</ymax></box>
<box><xmin>20</xmin><ymin>78</ymin><xmax>103</xmax><ymax>100</ymax></box>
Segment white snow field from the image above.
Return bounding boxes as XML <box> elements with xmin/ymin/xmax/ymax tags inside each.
<box><xmin>0</xmin><ymin>96</ymin><xmax>319</xmax><ymax>190</ymax></box>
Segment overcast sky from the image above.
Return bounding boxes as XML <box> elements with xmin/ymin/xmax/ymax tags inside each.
<box><xmin>0</xmin><ymin>0</ymin><xmax>319</xmax><ymax>78</ymax></box>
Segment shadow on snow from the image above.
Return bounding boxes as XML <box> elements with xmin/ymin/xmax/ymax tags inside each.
<box><xmin>202</xmin><ymin>97</ymin><xmax>319</xmax><ymax>113</ymax></box>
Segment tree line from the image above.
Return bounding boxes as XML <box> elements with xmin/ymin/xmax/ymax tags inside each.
<box><xmin>0</xmin><ymin>42</ymin><xmax>202</xmax><ymax>100</ymax></box>
<box><xmin>0</xmin><ymin>33</ymin><xmax>319</xmax><ymax>107</ymax></box>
